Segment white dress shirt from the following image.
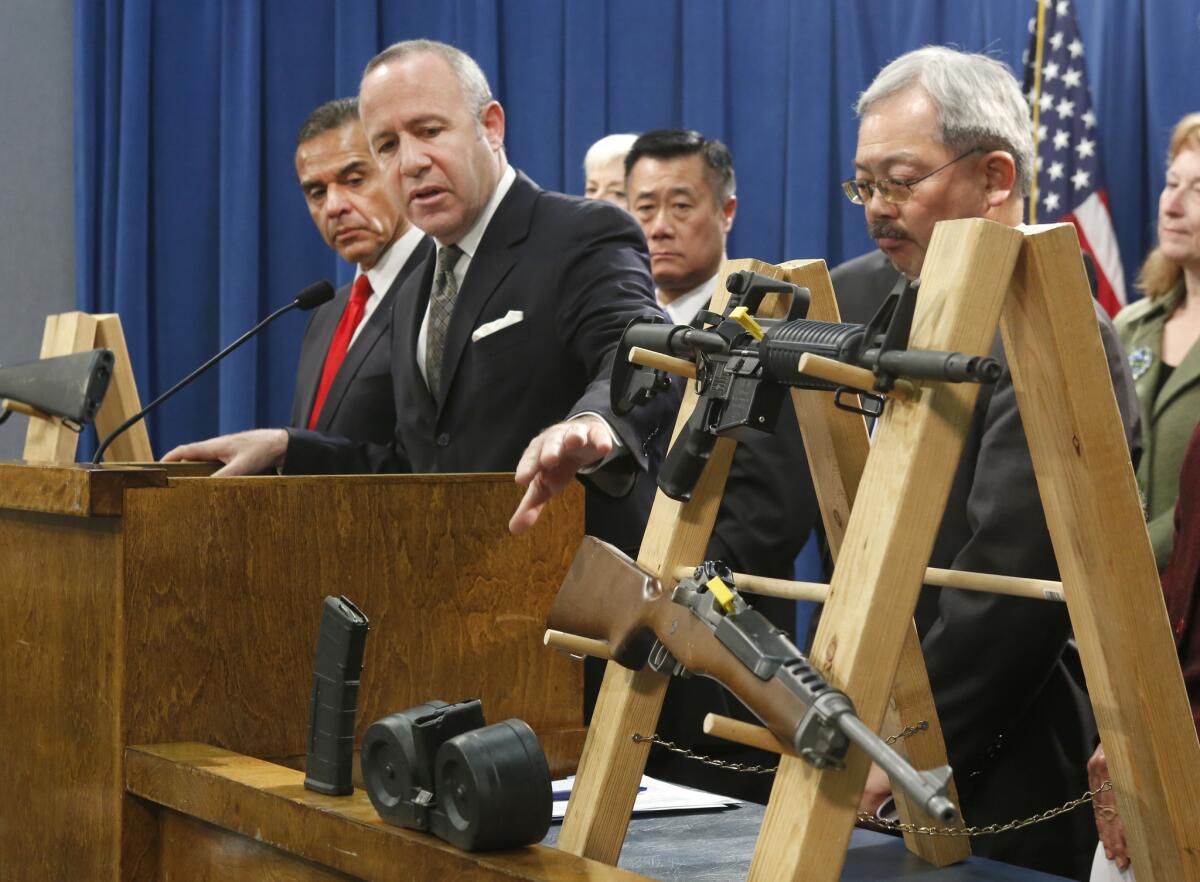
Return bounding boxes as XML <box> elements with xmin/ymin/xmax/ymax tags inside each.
<box><xmin>416</xmin><ymin>165</ymin><xmax>517</xmax><ymax>383</ymax></box>
<box><xmin>350</xmin><ymin>223</ymin><xmax>427</xmax><ymax>348</ymax></box>
<box><xmin>661</xmin><ymin>274</ymin><xmax>719</xmax><ymax>325</ymax></box>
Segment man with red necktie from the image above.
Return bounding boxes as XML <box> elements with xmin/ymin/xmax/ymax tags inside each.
<box><xmin>288</xmin><ymin>97</ymin><xmax>432</xmax><ymax>443</ymax></box>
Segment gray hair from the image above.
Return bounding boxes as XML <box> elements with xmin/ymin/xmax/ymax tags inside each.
<box><xmin>584</xmin><ymin>134</ymin><xmax>638</xmax><ymax>174</ymax></box>
<box><xmin>363</xmin><ymin>39</ymin><xmax>494</xmax><ymax>119</ymax></box>
<box><xmin>856</xmin><ymin>46</ymin><xmax>1034</xmax><ymax>197</ymax></box>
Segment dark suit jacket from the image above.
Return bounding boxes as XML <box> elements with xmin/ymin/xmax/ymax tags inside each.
<box><xmin>285</xmin><ymin>172</ymin><xmax>679</xmax><ymax>553</ymax></box>
<box><xmin>1162</xmin><ymin>420</ymin><xmax>1200</xmax><ymax>736</ymax></box>
<box><xmin>831</xmin><ymin>248</ymin><xmax>1140</xmax><ymax>881</ymax></box>
<box><xmin>288</xmin><ymin>236</ymin><xmax>433</xmax><ymax>443</ymax></box>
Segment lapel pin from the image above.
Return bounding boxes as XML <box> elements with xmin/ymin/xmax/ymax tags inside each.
<box><xmin>1129</xmin><ymin>347</ymin><xmax>1153</xmax><ymax>381</ymax></box>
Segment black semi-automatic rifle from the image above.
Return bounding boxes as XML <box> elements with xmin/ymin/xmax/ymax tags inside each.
<box><xmin>612</xmin><ymin>270</ymin><xmax>1001</xmax><ymax>500</ymax></box>
<box><xmin>0</xmin><ymin>350</ymin><xmax>114</xmax><ymax>427</ymax></box>
<box><xmin>548</xmin><ymin>538</ymin><xmax>959</xmax><ymax>822</ymax></box>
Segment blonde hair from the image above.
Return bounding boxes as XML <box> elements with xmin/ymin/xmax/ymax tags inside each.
<box><xmin>1136</xmin><ymin>112</ymin><xmax>1200</xmax><ymax>300</ymax></box>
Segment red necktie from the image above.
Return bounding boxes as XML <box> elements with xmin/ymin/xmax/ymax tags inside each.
<box><xmin>309</xmin><ymin>274</ymin><xmax>372</xmax><ymax>428</ymax></box>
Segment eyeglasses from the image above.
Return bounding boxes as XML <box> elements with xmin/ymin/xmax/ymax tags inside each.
<box><xmin>840</xmin><ymin>148</ymin><xmax>984</xmax><ymax>205</ymax></box>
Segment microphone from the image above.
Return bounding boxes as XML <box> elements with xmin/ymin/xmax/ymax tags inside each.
<box><xmin>91</xmin><ymin>280</ymin><xmax>335</xmax><ymax>465</ymax></box>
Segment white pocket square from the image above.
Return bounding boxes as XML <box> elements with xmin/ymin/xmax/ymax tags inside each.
<box><xmin>471</xmin><ymin>309</ymin><xmax>524</xmax><ymax>342</ymax></box>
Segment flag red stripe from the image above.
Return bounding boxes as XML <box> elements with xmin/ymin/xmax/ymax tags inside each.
<box><xmin>1067</xmin><ymin>211</ymin><xmax>1122</xmax><ymax>317</ymax></box>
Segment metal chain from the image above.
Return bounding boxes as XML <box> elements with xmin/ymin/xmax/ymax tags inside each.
<box><xmin>856</xmin><ymin>781</ymin><xmax>1112</xmax><ymax>838</ymax></box>
<box><xmin>633</xmin><ymin>726</ymin><xmax>1113</xmax><ymax>838</ymax></box>
<box><xmin>631</xmin><ymin>734</ymin><xmax>777</xmax><ymax>773</ymax></box>
<box><xmin>631</xmin><ymin>722</ymin><xmax>926</xmax><ymax>776</ymax></box>
<box><xmin>883</xmin><ymin>721</ymin><xmax>929</xmax><ymax>743</ymax></box>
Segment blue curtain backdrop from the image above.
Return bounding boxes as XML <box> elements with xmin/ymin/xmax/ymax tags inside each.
<box><xmin>73</xmin><ymin>0</ymin><xmax>1200</xmax><ymax>456</ymax></box>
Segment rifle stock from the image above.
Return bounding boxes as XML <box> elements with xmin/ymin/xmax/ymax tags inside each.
<box><xmin>0</xmin><ymin>350</ymin><xmax>114</xmax><ymax>425</ymax></box>
<box><xmin>548</xmin><ymin>537</ymin><xmax>815</xmax><ymax>761</ymax></box>
<box><xmin>548</xmin><ymin>536</ymin><xmax>958</xmax><ymax>823</ymax></box>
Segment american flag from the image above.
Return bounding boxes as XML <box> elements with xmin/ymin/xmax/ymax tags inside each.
<box><xmin>1022</xmin><ymin>0</ymin><xmax>1127</xmax><ymax>315</ymax></box>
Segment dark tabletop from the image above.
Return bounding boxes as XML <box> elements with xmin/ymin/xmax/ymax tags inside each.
<box><xmin>544</xmin><ymin>802</ymin><xmax>1071</xmax><ymax>881</ymax></box>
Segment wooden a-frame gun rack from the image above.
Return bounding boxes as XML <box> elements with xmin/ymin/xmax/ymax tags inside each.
<box><xmin>16</xmin><ymin>311</ymin><xmax>151</xmax><ymax>463</ymax></box>
<box><xmin>545</xmin><ymin>219</ymin><xmax>1200</xmax><ymax>881</ymax></box>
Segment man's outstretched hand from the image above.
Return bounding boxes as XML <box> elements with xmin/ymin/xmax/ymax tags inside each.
<box><xmin>509</xmin><ymin>415</ymin><xmax>613</xmax><ymax>534</ymax></box>
<box><xmin>162</xmin><ymin>428</ymin><xmax>289</xmax><ymax>477</ymax></box>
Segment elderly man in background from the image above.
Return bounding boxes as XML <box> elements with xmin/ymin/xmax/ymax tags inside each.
<box><xmin>583</xmin><ymin>133</ymin><xmax>637</xmax><ymax>206</ymax></box>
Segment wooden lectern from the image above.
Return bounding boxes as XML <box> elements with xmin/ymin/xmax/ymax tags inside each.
<box><xmin>0</xmin><ymin>465</ymin><xmax>586</xmax><ymax>880</ymax></box>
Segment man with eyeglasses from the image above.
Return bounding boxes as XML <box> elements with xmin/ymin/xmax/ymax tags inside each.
<box><xmin>829</xmin><ymin>47</ymin><xmax>1140</xmax><ymax>881</ymax></box>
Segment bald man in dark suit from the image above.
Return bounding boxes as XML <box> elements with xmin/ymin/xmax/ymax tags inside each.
<box><xmin>167</xmin><ymin>42</ymin><xmax>676</xmax><ymax>554</ymax></box>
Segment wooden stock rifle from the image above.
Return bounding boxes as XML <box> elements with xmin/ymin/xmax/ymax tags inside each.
<box><xmin>547</xmin><ymin>536</ymin><xmax>959</xmax><ymax>822</ymax></box>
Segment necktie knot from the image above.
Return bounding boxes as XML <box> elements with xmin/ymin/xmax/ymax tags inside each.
<box><xmin>437</xmin><ymin>245</ymin><xmax>464</xmax><ymax>280</ymax></box>
<box><xmin>350</xmin><ymin>273</ymin><xmax>373</xmax><ymax>304</ymax></box>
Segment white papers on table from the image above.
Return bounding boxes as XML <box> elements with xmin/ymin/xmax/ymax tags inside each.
<box><xmin>551</xmin><ymin>774</ymin><xmax>738</xmax><ymax>820</ymax></box>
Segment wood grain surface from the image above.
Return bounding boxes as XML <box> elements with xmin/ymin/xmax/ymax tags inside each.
<box><xmin>0</xmin><ymin>507</ymin><xmax>124</xmax><ymax>880</ymax></box>
<box><xmin>128</xmin><ymin>743</ymin><xmax>651</xmax><ymax>881</ymax></box>
<box><xmin>0</xmin><ymin>460</ymin><xmax>166</xmax><ymax>516</ymax></box>
<box><xmin>157</xmin><ymin>811</ymin><xmax>357</xmax><ymax>881</ymax></box>
<box><xmin>1003</xmin><ymin>224</ymin><xmax>1200</xmax><ymax>880</ymax></box>
<box><xmin>751</xmin><ymin>220</ymin><xmax>1023</xmax><ymax>882</ymax></box>
<box><xmin>0</xmin><ymin>467</ymin><xmax>584</xmax><ymax>880</ymax></box>
<box><xmin>120</xmin><ymin>474</ymin><xmax>584</xmax><ymax>763</ymax></box>
<box><xmin>91</xmin><ymin>314</ymin><xmax>153</xmax><ymax>462</ymax></box>
<box><xmin>771</xmin><ymin>259</ymin><xmax>968</xmax><ymax>868</ymax></box>
<box><xmin>23</xmin><ymin>310</ymin><xmax>99</xmax><ymax>463</ymax></box>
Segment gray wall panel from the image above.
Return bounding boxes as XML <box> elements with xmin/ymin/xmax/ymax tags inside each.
<box><xmin>0</xmin><ymin>0</ymin><xmax>74</xmax><ymax>458</ymax></box>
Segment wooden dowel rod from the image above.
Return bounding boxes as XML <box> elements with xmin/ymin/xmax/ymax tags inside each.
<box><xmin>675</xmin><ymin>567</ymin><xmax>830</xmax><ymax>602</ymax></box>
<box><xmin>924</xmin><ymin>567</ymin><xmax>1065</xmax><ymax>601</ymax></box>
<box><xmin>543</xmin><ymin>629</ymin><xmax>613</xmax><ymax>660</ymax></box>
<box><xmin>628</xmin><ymin>346</ymin><xmax>697</xmax><ymax>380</ymax></box>
<box><xmin>796</xmin><ymin>353</ymin><xmax>916</xmax><ymax>401</ymax></box>
<box><xmin>703</xmin><ymin>713</ymin><xmax>794</xmax><ymax>757</ymax></box>
<box><xmin>671</xmin><ymin>565</ymin><xmax>828</xmax><ymax>601</ymax></box>
<box><xmin>672</xmin><ymin>566</ymin><xmax>1064</xmax><ymax>602</ymax></box>
<box><xmin>1</xmin><ymin>399</ymin><xmax>52</xmax><ymax>421</ymax></box>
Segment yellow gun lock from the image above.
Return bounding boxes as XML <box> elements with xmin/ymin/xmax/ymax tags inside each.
<box><xmin>706</xmin><ymin>575</ymin><xmax>737</xmax><ymax>614</ymax></box>
<box><xmin>727</xmin><ymin>306</ymin><xmax>764</xmax><ymax>341</ymax></box>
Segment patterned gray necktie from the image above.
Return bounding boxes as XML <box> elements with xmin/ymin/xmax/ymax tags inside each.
<box><xmin>425</xmin><ymin>244</ymin><xmax>465</xmax><ymax>398</ymax></box>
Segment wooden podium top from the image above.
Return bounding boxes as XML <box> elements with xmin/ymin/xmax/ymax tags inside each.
<box><xmin>0</xmin><ymin>461</ymin><xmax>525</xmax><ymax>518</ymax></box>
<box><xmin>0</xmin><ymin>461</ymin><xmax>169</xmax><ymax>516</ymax></box>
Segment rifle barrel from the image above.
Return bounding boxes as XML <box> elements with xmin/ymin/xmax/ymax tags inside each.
<box><xmin>837</xmin><ymin>712</ymin><xmax>959</xmax><ymax>823</ymax></box>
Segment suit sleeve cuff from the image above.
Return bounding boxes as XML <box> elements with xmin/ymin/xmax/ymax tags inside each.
<box><xmin>567</xmin><ymin>411</ymin><xmax>636</xmax><ymax>496</ymax></box>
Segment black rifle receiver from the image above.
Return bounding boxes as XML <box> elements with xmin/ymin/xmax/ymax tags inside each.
<box><xmin>304</xmin><ymin>595</ymin><xmax>369</xmax><ymax>796</ymax></box>
<box><xmin>0</xmin><ymin>349</ymin><xmax>114</xmax><ymax>425</ymax></box>
<box><xmin>612</xmin><ymin>270</ymin><xmax>1002</xmax><ymax>501</ymax></box>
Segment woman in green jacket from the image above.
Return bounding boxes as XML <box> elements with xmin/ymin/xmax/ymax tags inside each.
<box><xmin>1116</xmin><ymin>112</ymin><xmax>1200</xmax><ymax>570</ymax></box>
